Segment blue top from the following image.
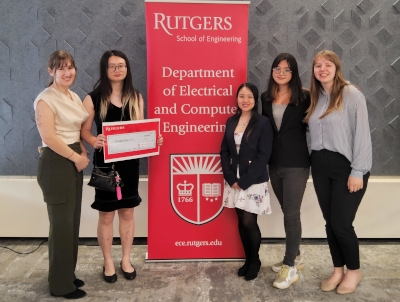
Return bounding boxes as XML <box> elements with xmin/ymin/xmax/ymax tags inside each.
<box><xmin>308</xmin><ymin>85</ymin><xmax>372</xmax><ymax>178</ymax></box>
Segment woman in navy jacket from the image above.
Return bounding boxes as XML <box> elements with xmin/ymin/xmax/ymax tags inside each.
<box><xmin>221</xmin><ymin>83</ymin><xmax>273</xmax><ymax>281</ymax></box>
<box><xmin>261</xmin><ymin>53</ymin><xmax>310</xmax><ymax>289</ymax></box>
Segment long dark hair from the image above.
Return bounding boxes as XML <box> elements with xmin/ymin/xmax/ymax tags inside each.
<box><xmin>260</xmin><ymin>53</ymin><xmax>305</xmax><ymax>105</ymax></box>
<box><xmin>234</xmin><ymin>83</ymin><xmax>259</xmax><ymax>139</ymax></box>
<box><xmin>94</xmin><ymin>50</ymin><xmax>140</xmax><ymax>121</ymax></box>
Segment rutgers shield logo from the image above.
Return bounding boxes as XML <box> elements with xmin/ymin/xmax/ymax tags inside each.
<box><xmin>171</xmin><ymin>154</ymin><xmax>224</xmax><ymax>225</ymax></box>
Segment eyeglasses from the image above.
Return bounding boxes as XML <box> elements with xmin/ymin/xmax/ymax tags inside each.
<box><xmin>272</xmin><ymin>67</ymin><xmax>292</xmax><ymax>75</ymax></box>
<box><xmin>107</xmin><ymin>65</ymin><xmax>127</xmax><ymax>72</ymax></box>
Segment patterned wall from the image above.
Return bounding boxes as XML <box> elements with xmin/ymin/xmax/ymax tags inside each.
<box><xmin>0</xmin><ymin>0</ymin><xmax>399</xmax><ymax>175</ymax></box>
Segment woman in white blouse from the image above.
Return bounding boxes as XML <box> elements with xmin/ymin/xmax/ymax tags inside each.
<box><xmin>34</xmin><ymin>50</ymin><xmax>89</xmax><ymax>299</ymax></box>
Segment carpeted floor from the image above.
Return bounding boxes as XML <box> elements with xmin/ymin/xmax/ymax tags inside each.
<box><xmin>0</xmin><ymin>239</ymin><xmax>399</xmax><ymax>302</ymax></box>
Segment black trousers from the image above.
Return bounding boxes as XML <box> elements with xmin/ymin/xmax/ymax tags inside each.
<box><xmin>311</xmin><ymin>150</ymin><xmax>369</xmax><ymax>270</ymax></box>
<box><xmin>37</xmin><ymin>143</ymin><xmax>83</xmax><ymax>295</ymax></box>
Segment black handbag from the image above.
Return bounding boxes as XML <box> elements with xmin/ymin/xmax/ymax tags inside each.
<box><xmin>87</xmin><ymin>152</ymin><xmax>123</xmax><ymax>192</ymax></box>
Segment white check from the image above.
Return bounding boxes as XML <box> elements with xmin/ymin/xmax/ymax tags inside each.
<box><xmin>107</xmin><ymin>131</ymin><xmax>156</xmax><ymax>154</ymax></box>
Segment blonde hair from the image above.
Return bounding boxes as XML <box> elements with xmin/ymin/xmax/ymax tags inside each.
<box><xmin>99</xmin><ymin>93</ymin><xmax>140</xmax><ymax>121</ymax></box>
<box><xmin>304</xmin><ymin>50</ymin><xmax>348</xmax><ymax>123</ymax></box>
<box><xmin>47</xmin><ymin>50</ymin><xmax>76</xmax><ymax>87</ymax></box>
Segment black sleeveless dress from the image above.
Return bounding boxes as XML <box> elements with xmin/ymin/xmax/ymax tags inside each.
<box><xmin>89</xmin><ymin>89</ymin><xmax>142</xmax><ymax>212</ymax></box>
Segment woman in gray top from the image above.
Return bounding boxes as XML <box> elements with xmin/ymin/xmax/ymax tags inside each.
<box><xmin>261</xmin><ymin>53</ymin><xmax>310</xmax><ymax>290</ymax></box>
<box><xmin>305</xmin><ymin>50</ymin><xmax>372</xmax><ymax>295</ymax></box>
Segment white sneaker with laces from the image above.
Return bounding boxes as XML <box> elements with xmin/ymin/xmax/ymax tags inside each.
<box><xmin>273</xmin><ymin>265</ymin><xmax>299</xmax><ymax>289</ymax></box>
<box><xmin>271</xmin><ymin>254</ymin><xmax>304</xmax><ymax>273</ymax></box>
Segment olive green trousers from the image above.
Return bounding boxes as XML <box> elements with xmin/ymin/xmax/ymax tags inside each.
<box><xmin>37</xmin><ymin>142</ymin><xmax>83</xmax><ymax>295</ymax></box>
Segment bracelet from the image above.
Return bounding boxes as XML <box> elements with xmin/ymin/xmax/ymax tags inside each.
<box><xmin>67</xmin><ymin>150</ymin><xmax>75</xmax><ymax>159</ymax></box>
<box><xmin>92</xmin><ymin>137</ymin><xmax>97</xmax><ymax>148</ymax></box>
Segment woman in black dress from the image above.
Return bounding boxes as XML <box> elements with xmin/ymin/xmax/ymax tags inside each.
<box><xmin>81</xmin><ymin>50</ymin><xmax>162</xmax><ymax>283</ymax></box>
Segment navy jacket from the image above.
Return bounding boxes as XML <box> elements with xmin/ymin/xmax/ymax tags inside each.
<box><xmin>261</xmin><ymin>90</ymin><xmax>311</xmax><ymax>168</ymax></box>
<box><xmin>220</xmin><ymin>113</ymin><xmax>273</xmax><ymax>191</ymax></box>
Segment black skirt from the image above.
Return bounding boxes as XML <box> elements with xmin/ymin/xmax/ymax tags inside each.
<box><xmin>90</xmin><ymin>149</ymin><xmax>142</xmax><ymax>212</ymax></box>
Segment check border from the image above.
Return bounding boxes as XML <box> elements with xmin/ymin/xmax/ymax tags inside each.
<box><xmin>102</xmin><ymin>118</ymin><xmax>160</xmax><ymax>163</ymax></box>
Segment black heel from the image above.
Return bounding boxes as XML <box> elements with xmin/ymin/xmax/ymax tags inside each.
<box><xmin>245</xmin><ymin>259</ymin><xmax>261</xmax><ymax>281</ymax></box>
<box><xmin>238</xmin><ymin>260</ymin><xmax>250</xmax><ymax>277</ymax></box>
<box><xmin>120</xmin><ymin>261</ymin><xmax>137</xmax><ymax>280</ymax></box>
<box><xmin>103</xmin><ymin>267</ymin><xmax>117</xmax><ymax>283</ymax></box>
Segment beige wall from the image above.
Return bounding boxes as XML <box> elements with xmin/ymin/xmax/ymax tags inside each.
<box><xmin>0</xmin><ymin>177</ymin><xmax>399</xmax><ymax>238</ymax></box>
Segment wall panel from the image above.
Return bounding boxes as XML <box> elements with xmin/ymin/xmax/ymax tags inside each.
<box><xmin>0</xmin><ymin>0</ymin><xmax>399</xmax><ymax>175</ymax></box>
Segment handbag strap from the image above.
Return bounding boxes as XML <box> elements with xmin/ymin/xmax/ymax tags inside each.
<box><xmin>93</xmin><ymin>149</ymin><xmax>115</xmax><ymax>170</ymax></box>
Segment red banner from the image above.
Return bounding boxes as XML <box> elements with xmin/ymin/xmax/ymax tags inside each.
<box><xmin>146</xmin><ymin>0</ymin><xmax>249</xmax><ymax>260</ymax></box>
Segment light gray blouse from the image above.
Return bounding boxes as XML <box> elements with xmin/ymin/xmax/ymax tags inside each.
<box><xmin>308</xmin><ymin>85</ymin><xmax>372</xmax><ymax>178</ymax></box>
<box><xmin>272</xmin><ymin>103</ymin><xmax>288</xmax><ymax>131</ymax></box>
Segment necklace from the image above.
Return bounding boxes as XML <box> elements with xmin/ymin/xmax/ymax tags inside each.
<box><xmin>239</xmin><ymin>118</ymin><xmax>249</xmax><ymax>128</ymax></box>
<box><xmin>66</xmin><ymin>91</ymin><xmax>73</xmax><ymax>100</ymax></box>
<box><xmin>278</xmin><ymin>89</ymin><xmax>290</xmax><ymax>97</ymax></box>
<box><xmin>52</xmin><ymin>86</ymin><xmax>72</xmax><ymax>100</ymax></box>
<box><xmin>275</xmin><ymin>89</ymin><xmax>290</xmax><ymax>105</ymax></box>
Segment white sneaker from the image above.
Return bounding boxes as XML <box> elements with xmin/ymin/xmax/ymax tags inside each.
<box><xmin>273</xmin><ymin>265</ymin><xmax>299</xmax><ymax>289</ymax></box>
<box><xmin>271</xmin><ymin>254</ymin><xmax>304</xmax><ymax>273</ymax></box>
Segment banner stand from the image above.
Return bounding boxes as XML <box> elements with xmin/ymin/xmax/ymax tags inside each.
<box><xmin>146</xmin><ymin>0</ymin><xmax>250</xmax><ymax>261</ymax></box>
<box><xmin>144</xmin><ymin>253</ymin><xmax>243</xmax><ymax>263</ymax></box>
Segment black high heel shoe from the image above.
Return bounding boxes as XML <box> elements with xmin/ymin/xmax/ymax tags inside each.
<box><xmin>103</xmin><ymin>267</ymin><xmax>117</xmax><ymax>283</ymax></box>
<box><xmin>245</xmin><ymin>259</ymin><xmax>261</xmax><ymax>281</ymax></box>
<box><xmin>238</xmin><ymin>260</ymin><xmax>250</xmax><ymax>277</ymax></box>
<box><xmin>120</xmin><ymin>261</ymin><xmax>137</xmax><ymax>280</ymax></box>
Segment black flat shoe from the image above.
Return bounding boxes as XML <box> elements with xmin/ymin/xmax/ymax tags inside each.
<box><xmin>73</xmin><ymin>279</ymin><xmax>85</xmax><ymax>288</ymax></box>
<box><xmin>51</xmin><ymin>288</ymin><xmax>86</xmax><ymax>299</ymax></box>
<box><xmin>120</xmin><ymin>261</ymin><xmax>136</xmax><ymax>280</ymax></box>
<box><xmin>103</xmin><ymin>267</ymin><xmax>117</xmax><ymax>283</ymax></box>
